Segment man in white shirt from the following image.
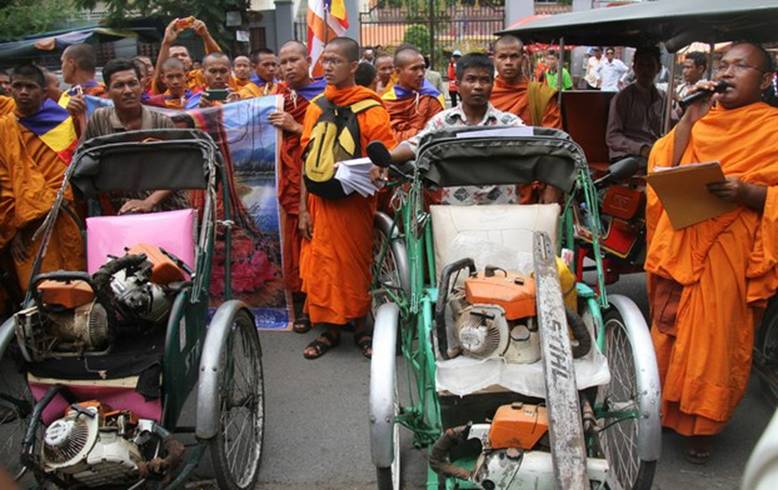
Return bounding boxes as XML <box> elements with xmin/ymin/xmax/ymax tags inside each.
<box><xmin>675</xmin><ymin>51</ymin><xmax>707</xmax><ymax>99</ymax></box>
<box><xmin>584</xmin><ymin>47</ymin><xmax>602</xmax><ymax>90</ymax></box>
<box><xmin>597</xmin><ymin>47</ymin><xmax>629</xmax><ymax>92</ymax></box>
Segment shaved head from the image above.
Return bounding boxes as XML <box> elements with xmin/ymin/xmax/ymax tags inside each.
<box><xmin>327</xmin><ymin>37</ymin><xmax>360</xmax><ymax>62</ymax></box>
<box><xmin>495</xmin><ymin>35</ymin><xmax>523</xmax><ymax>51</ymax></box>
<box><xmin>63</xmin><ymin>43</ymin><xmax>97</xmax><ymax>72</ymax></box>
<box><xmin>281</xmin><ymin>40</ymin><xmax>307</xmax><ymax>57</ymax></box>
<box><xmin>203</xmin><ymin>52</ymin><xmax>231</xmax><ymax>67</ymax></box>
<box><xmin>731</xmin><ymin>41</ymin><xmax>774</xmax><ymax>72</ymax></box>
<box><xmin>394</xmin><ymin>45</ymin><xmax>422</xmax><ymax>67</ymax></box>
<box><xmin>162</xmin><ymin>57</ymin><xmax>185</xmax><ymax>72</ymax></box>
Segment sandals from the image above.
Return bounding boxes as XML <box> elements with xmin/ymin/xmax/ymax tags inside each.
<box><xmin>303</xmin><ymin>329</ymin><xmax>340</xmax><ymax>359</ymax></box>
<box><xmin>292</xmin><ymin>315</ymin><xmax>311</xmax><ymax>334</ymax></box>
<box><xmin>685</xmin><ymin>436</ymin><xmax>713</xmax><ymax>465</ymax></box>
<box><xmin>354</xmin><ymin>330</ymin><xmax>373</xmax><ymax>359</ymax></box>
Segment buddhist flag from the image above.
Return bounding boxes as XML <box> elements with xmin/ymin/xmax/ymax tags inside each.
<box><xmin>307</xmin><ymin>0</ymin><xmax>349</xmax><ymax>77</ymax></box>
<box><xmin>17</xmin><ymin>99</ymin><xmax>78</xmax><ymax>163</ymax></box>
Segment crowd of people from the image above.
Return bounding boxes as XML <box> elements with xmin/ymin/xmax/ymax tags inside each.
<box><xmin>0</xmin><ymin>15</ymin><xmax>776</xmax><ymax>465</ymax></box>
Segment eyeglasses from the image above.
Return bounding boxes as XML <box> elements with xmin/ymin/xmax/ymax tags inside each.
<box><xmin>320</xmin><ymin>57</ymin><xmax>346</xmax><ymax>67</ymax></box>
<box><xmin>715</xmin><ymin>61</ymin><xmax>764</xmax><ymax>74</ymax></box>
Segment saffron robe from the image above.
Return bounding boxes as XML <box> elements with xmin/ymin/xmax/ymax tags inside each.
<box><xmin>277</xmin><ymin>78</ymin><xmax>326</xmax><ymax>292</ymax></box>
<box><xmin>646</xmin><ymin>102</ymin><xmax>778</xmax><ymax>436</ymax></box>
<box><xmin>490</xmin><ymin>76</ymin><xmax>561</xmax><ymax>128</ymax></box>
<box><xmin>381</xmin><ymin>80</ymin><xmax>445</xmax><ymax>141</ymax></box>
<box><xmin>299</xmin><ymin>84</ymin><xmax>397</xmax><ymax>324</ymax></box>
<box><xmin>0</xmin><ymin>114</ymin><xmax>84</xmax><ymax>290</ymax></box>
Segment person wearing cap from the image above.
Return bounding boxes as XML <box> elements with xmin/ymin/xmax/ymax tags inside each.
<box><xmin>584</xmin><ymin>47</ymin><xmax>603</xmax><ymax>90</ymax></box>
<box><xmin>447</xmin><ymin>50</ymin><xmax>462</xmax><ymax>106</ymax></box>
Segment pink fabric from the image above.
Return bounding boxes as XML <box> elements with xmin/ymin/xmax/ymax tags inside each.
<box><xmin>29</xmin><ymin>382</ymin><xmax>163</xmax><ymax>425</ymax></box>
<box><xmin>86</xmin><ymin>209</ymin><xmax>195</xmax><ymax>274</ymax></box>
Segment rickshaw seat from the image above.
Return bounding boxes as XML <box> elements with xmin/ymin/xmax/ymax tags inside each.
<box><xmin>561</xmin><ymin>91</ymin><xmax>615</xmax><ymax>169</ymax></box>
<box><xmin>430</xmin><ymin>204</ymin><xmax>560</xmax><ymax>278</ymax></box>
<box><xmin>86</xmin><ymin>209</ymin><xmax>196</xmax><ymax>274</ymax></box>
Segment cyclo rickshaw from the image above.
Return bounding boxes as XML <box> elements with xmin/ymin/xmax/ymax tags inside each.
<box><xmin>0</xmin><ymin>129</ymin><xmax>264</xmax><ymax>489</ymax></box>
<box><xmin>501</xmin><ymin>0</ymin><xmax>778</xmax><ymax>407</ymax></box>
<box><xmin>367</xmin><ymin>126</ymin><xmax>660</xmax><ymax>489</ymax></box>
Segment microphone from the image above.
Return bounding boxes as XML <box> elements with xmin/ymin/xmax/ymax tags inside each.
<box><xmin>679</xmin><ymin>81</ymin><xmax>731</xmax><ymax>108</ymax></box>
<box><xmin>367</xmin><ymin>140</ymin><xmax>392</xmax><ymax>168</ymax></box>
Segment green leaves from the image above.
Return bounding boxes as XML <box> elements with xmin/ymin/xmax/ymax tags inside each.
<box><xmin>0</xmin><ymin>0</ymin><xmax>77</xmax><ymax>40</ymax></box>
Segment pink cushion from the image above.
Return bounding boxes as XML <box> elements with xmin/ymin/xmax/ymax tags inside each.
<box><xmin>86</xmin><ymin>209</ymin><xmax>196</xmax><ymax>274</ymax></box>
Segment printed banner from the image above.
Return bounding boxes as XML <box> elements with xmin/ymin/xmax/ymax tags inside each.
<box><xmin>85</xmin><ymin>95</ymin><xmax>291</xmax><ymax>330</ymax></box>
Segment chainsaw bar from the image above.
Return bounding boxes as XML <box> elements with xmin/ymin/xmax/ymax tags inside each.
<box><xmin>532</xmin><ymin>231</ymin><xmax>588</xmax><ymax>489</ymax></box>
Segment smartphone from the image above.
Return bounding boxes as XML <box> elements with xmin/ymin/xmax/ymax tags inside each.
<box><xmin>176</xmin><ymin>16</ymin><xmax>195</xmax><ymax>30</ymax></box>
<box><xmin>204</xmin><ymin>89</ymin><xmax>230</xmax><ymax>101</ymax></box>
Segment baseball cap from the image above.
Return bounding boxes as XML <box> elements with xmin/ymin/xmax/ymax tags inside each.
<box><xmin>452</xmin><ymin>49</ymin><xmax>462</xmax><ymax>57</ymax></box>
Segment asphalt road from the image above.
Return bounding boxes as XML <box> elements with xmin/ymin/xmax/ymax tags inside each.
<box><xmin>3</xmin><ymin>272</ymin><xmax>774</xmax><ymax>489</ymax></box>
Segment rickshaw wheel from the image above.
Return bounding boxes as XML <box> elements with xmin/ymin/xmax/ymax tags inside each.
<box><xmin>371</xmin><ymin>213</ymin><xmax>409</xmax><ymax>354</ymax></box>
<box><xmin>210</xmin><ymin>310</ymin><xmax>265</xmax><ymax>490</ymax></box>
<box><xmin>0</xmin><ymin>340</ymin><xmax>34</xmax><ymax>481</ymax></box>
<box><xmin>370</xmin><ymin>303</ymin><xmax>401</xmax><ymax>490</ymax></box>
<box><xmin>757</xmin><ymin>296</ymin><xmax>778</xmax><ymax>406</ymax></box>
<box><xmin>596</xmin><ymin>309</ymin><xmax>656</xmax><ymax>490</ymax></box>
<box><xmin>376</xmin><ymin>379</ymin><xmax>401</xmax><ymax>490</ymax></box>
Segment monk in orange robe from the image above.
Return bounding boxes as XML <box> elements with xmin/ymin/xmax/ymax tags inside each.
<box><xmin>267</xmin><ymin>41</ymin><xmax>327</xmax><ymax>333</ymax></box>
<box><xmin>229</xmin><ymin>55</ymin><xmax>253</xmax><ymax>92</ymax></box>
<box><xmin>0</xmin><ymin>65</ymin><xmax>84</xmax><ymax>291</ymax></box>
<box><xmin>491</xmin><ymin>36</ymin><xmax>561</xmax><ymax>128</ymax></box>
<box><xmin>490</xmin><ymin>35</ymin><xmax>562</xmax><ymax>204</ymax></box>
<box><xmin>237</xmin><ymin>49</ymin><xmax>280</xmax><ymax>98</ymax></box>
<box><xmin>151</xmin><ymin>17</ymin><xmax>222</xmax><ymax>95</ymax></box>
<box><xmin>645</xmin><ymin>42</ymin><xmax>778</xmax><ymax>463</ymax></box>
<box><xmin>145</xmin><ymin>58</ymin><xmax>201</xmax><ymax>110</ymax></box>
<box><xmin>298</xmin><ymin>38</ymin><xmax>397</xmax><ymax>359</ymax></box>
<box><xmin>375</xmin><ymin>54</ymin><xmax>395</xmax><ymax>96</ymax></box>
<box><xmin>0</xmin><ymin>95</ymin><xmax>15</xmax><ymax>115</ymax></box>
<box><xmin>381</xmin><ymin>46</ymin><xmax>444</xmax><ymax>142</ymax></box>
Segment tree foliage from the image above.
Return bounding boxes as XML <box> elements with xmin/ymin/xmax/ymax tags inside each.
<box><xmin>73</xmin><ymin>0</ymin><xmax>250</xmax><ymax>47</ymax></box>
<box><xmin>0</xmin><ymin>0</ymin><xmax>77</xmax><ymax>40</ymax></box>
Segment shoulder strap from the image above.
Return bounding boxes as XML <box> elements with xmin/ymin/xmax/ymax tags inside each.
<box><xmin>313</xmin><ymin>94</ymin><xmax>331</xmax><ymax>111</ymax></box>
<box><xmin>349</xmin><ymin>99</ymin><xmax>381</xmax><ymax>114</ymax></box>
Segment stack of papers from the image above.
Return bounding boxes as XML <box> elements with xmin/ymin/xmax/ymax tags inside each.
<box><xmin>335</xmin><ymin>157</ymin><xmax>380</xmax><ymax>197</ymax></box>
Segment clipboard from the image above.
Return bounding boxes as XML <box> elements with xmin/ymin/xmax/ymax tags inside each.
<box><xmin>646</xmin><ymin>161</ymin><xmax>737</xmax><ymax>229</ymax></box>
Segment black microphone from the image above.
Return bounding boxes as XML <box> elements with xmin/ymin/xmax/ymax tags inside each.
<box><xmin>679</xmin><ymin>81</ymin><xmax>731</xmax><ymax>108</ymax></box>
<box><xmin>367</xmin><ymin>140</ymin><xmax>392</xmax><ymax>168</ymax></box>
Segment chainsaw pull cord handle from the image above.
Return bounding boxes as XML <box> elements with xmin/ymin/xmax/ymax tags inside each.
<box><xmin>435</xmin><ymin>258</ymin><xmax>477</xmax><ymax>360</ymax></box>
<box><xmin>429</xmin><ymin>424</ymin><xmax>473</xmax><ymax>481</ymax></box>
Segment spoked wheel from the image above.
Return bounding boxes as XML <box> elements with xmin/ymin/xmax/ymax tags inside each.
<box><xmin>595</xmin><ymin>308</ymin><xmax>657</xmax><ymax>490</ymax></box>
<box><xmin>372</xmin><ymin>213</ymin><xmax>409</xmax><ymax>315</ymax></box>
<box><xmin>210</xmin><ymin>311</ymin><xmax>265</xmax><ymax>490</ymax></box>
<box><xmin>757</xmin><ymin>296</ymin><xmax>778</xmax><ymax>406</ymax></box>
<box><xmin>0</xmin><ymin>343</ymin><xmax>33</xmax><ymax>481</ymax></box>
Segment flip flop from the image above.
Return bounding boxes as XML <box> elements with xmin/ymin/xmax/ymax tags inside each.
<box><xmin>354</xmin><ymin>329</ymin><xmax>373</xmax><ymax>359</ymax></box>
<box><xmin>303</xmin><ymin>329</ymin><xmax>340</xmax><ymax>360</ymax></box>
<box><xmin>292</xmin><ymin>315</ymin><xmax>311</xmax><ymax>334</ymax></box>
<box><xmin>685</xmin><ymin>437</ymin><xmax>712</xmax><ymax>465</ymax></box>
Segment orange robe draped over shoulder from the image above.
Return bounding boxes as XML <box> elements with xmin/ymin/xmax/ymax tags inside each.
<box><xmin>490</xmin><ymin>76</ymin><xmax>561</xmax><ymax>128</ymax></box>
<box><xmin>382</xmin><ymin>92</ymin><xmax>443</xmax><ymax>142</ymax></box>
<box><xmin>238</xmin><ymin>80</ymin><xmax>279</xmax><ymax>99</ymax></box>
<box><xmin>278</xmin><ymin>82</ymin><xmax>323</xmax><ymax>292</ymax></box>
<box><xmin>0</xmin><ymin>115</ymin><xmax>84</xmax><ymax>290</ymax></box>
<box><xmin>646</xmin><ymin>102</ymin><xmax>778</xmax><ymax>436</ymax></box>
<box><xmin>299</xmin><ymin>85</ymin><xmax>397</xmax><ymax>325</ymax></box>
<box><xmin>0</xmin><ymin>96</ymin><xmax>16</xmax><ymax>116</ymax></box>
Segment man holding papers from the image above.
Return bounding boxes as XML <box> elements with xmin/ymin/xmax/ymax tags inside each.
<box><xmin>298</xmin><ymin>37</ymin><xmax>396</xmax><ymax>359</ymax></box>
<box><xmin>645</xmin><ymin>42</ymin><xmax>778</xmax><ymax>463</ymax></box>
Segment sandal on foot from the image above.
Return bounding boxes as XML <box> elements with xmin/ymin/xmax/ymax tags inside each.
<box><xmin>685</xmin><ymin>437</ymin><xmax>712</xmax><ymax>465</ymax></box>
<box><xmin>354</xmin><ymin>330</ymin><xmax>373</xmax><ymax>359</ymax></box>
<box><xmin>303</xmin><ymin>330</ymin><xmax>340</xmax><ymax>359</ymax></box>
<box><xmin>292</xmin><ymin>315</ymin><xmax>311</xmax><ymax>334</ymax></box>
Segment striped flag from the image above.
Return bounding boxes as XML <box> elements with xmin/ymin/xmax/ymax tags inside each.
<box><xmin>17</xmin><ymin>99</ymin><xmax>78</xmax><ymax>163</ymax></box>
<box><xmin>307</xmin><ymin>0</ymin><xmax>349</xmax><ymax>77</ymax></box>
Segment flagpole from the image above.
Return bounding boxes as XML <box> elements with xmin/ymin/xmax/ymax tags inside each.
<box><xmin>324</xmin><ymin>2</ymin><xmax>329</xmax><ymax>44</ymax></box>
